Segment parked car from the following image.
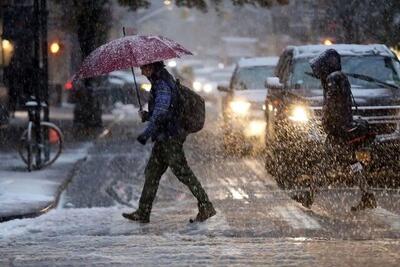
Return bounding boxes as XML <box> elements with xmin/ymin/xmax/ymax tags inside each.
<box><xmin>65</xmin><ymin>70</ymin><xmax>150</xmax><ymax>112</ymax></box>
<box><xmin>218</xmin><ymin>56</ymin><xmax>279</xmax><ymax>153</ymax></box>
<box><xmin>264</xmin><ymin>44</ymin><xmax>400</xmax><ymax>185</ymax></box>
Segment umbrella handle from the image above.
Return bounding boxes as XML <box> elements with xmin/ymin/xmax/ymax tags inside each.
<box><xmin>123</xmin><ymin>27</ymin><xmax>143</xmax><ymax>111</ymax></box>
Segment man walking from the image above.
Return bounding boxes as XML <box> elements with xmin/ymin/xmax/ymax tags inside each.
<box><xmin>123</xmin><ymin>61</ymin><xmax>216</xmax><ymax>223</ymax></box>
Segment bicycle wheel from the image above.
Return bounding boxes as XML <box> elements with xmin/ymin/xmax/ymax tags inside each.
<box><xmin>39</xmin><ymin>122</ymin><xmax>63</xmax><ymax>168</ymax></box>
<box><xmin>18</xmin><ymin>122</ymin><xmax>63</xmax><ymax>170</ymax></box>
<box><xmin>18</xmin><ymin>122</ymin><xmax>34</xmax><ymax>171</ymax></box>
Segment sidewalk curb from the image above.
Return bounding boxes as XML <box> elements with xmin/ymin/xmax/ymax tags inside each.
<box><xmin>0</xmin><ymin>157</ymin><xmax>88</xmax><ymax>223</ymax></box>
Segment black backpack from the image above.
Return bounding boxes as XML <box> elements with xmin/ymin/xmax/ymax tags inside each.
<box><xmin>175</xmin><ymin>79</ymin><xmax>205</xmax><ymax>133</ymax></box>
<box><xmin>345</xmin><ymin>91</ymin><xmax>375</xmax><ymax>145</ymax></box>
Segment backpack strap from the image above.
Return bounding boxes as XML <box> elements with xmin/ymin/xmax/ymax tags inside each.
<box><xmin>160</xmin><ymin>74</ymin><xmax>181</xmax><ymax>120</ymax></box>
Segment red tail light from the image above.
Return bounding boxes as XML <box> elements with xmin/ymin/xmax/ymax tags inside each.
<box><xmin>64</xmin><ymin>81</ymin><xmax>73</xmax><ymax>90</ymax></box>
<box><xmin>49</xmin><ymin>128</ymin><xmax>60</xmax><ymax>143</ymax></box>
<box><xmin>273</xmin><ymin>99</ymin><xmax>281</xmax><ymax>106</ymax></box>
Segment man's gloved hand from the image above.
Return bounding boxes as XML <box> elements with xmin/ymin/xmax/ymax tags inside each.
<box><xmin>138</xmin><ymin>110</ymin><xmax>149</xmax><ymax>123</ymax></box>
<box><xmin>136</xmin><ymin>132</ymin><xmax>148</xmax><ymax>145</ymax></box>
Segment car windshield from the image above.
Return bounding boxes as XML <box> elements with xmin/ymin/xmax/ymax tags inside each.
<box><xmin>209</xmin><ymin>73</ymin><xmax>231</xmax><ymax>83</ymax></box>
<box><xmin>291</xmin><ymin>56</ymin><xmax>400</xmax><ymax>89</ymax></box>
<box><xmin>232</xmin><ymin>65</ymin><xmax>275</xmax><ymax>90</ymax></box>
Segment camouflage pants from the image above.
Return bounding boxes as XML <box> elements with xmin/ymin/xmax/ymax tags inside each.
<box><xmin>138</xmin><ymin>138</ymin><xmax>211</xmax><ymax>215</ymax></box>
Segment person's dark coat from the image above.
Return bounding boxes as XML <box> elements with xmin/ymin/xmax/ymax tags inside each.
<box><xmin>140</xmin><ymin>67</ymin><xmax>185</xmax><ymax>142</ymax></box>
<box><xmin>310</xmin><ymin>49</ymin><xmax>353</xmax><ymax>138</ymax></box>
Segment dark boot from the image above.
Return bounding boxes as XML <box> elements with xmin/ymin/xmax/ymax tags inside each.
<box><xmin>291</xmin><ymin>190</ymin><xmax>314</xmax><ymax>209</ymax></box>
<box><xmin>190</xmin><ymin>202</ymin><xmax>216</xmax><ymax>223</ymax></box>
<box><xmin>292</xmin><ymin>175</ymin><xmax>315</xmax><ymax>209</ymax></box>
<box><xmin>351</xmin><ymin>192</ymin><xmax>377</xmax><ymax>212</ymax></box>
<box><xmin>122</xmin><ymin>210</ymin><xmax>150</xmax><ymax>223</ymax></box>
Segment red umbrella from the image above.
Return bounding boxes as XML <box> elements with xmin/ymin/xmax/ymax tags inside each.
<box><xmin>76</xmin><ymin>33</ymin><xmax>192</xmax><ymax>110</ymax></box>
<box><xmin>77</xmin><ymin>34</ymin><xmax>193</xmax><ymax>79</ymax></box>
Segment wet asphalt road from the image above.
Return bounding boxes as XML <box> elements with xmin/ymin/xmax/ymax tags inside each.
<box><xmin>2</xmin><ymin>103</ymin><xmax>399</xmax><ymax>266</ymax></box>
<box><xmin>63</xmin><ymin>104</ymin><xmax>400</xmax><ymax>240</ymax></box>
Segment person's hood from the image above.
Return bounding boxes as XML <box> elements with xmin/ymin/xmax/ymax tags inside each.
<box><xmin>309</xmin><ymin>49</ymin><xmax>341</xmax><ymax>80</ymax></box>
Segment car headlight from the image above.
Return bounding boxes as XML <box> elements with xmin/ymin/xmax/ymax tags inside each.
<box><xmin>140</xmin><ymin>83</ymin><xmax>151</xmax><ymax>92</ymax></box>
<box><xmin>288</xmin><ymin>105</ymin><xmax>309</xmax><ymax>122</ymax></box>
<box><xmin>193</xmin><ymin>81</ymin><xmax>202</xmax><ymax>92</ymax></box>
<box><xmin>230</xmin><ymin>100</ymin><xmax>251</xmax><ymax>116</ymax></box>
<box><xmin>203</xmin><ymin>83</ymin><xmax>213</xmax><ymax>93</ymax></box>
<box><xmin>246</xmin><ymin>120</ymin><xmax>266</xmax><ymax>136</ymax></box>
<box><xmin>167</xmin><ymin>60</ymin><xmax>177</xmax><ymax>68</ymax></box>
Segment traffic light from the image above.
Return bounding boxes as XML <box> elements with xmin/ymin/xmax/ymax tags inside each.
<box><xmin>1</xmin><ymin>39</ymin><xmax>14</xmax><ymax>66</ymax></box>
<box><xmin>322</xmin><ymin>38</ymin><xmax>334</xmax><ymax>46</ymax></box>
<box><xmin>49</xmin><ymin>41</ymin><xmax>62</xmax><ymax>55</ymax></box>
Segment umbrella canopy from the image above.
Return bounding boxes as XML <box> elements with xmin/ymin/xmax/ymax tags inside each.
<box><xmin>77</xmin><ymin>35</ymin><xmax>193</xmax><ymax>79</ymax></box>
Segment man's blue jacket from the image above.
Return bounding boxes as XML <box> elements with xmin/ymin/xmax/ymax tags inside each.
<box><xmin>141</xmin><ymin>68</ymin><xmax>185</xmax><ymax>142</ymax></box>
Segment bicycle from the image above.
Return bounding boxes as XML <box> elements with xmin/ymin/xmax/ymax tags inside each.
<box><xmin>18</xmin><ymin>99</ymin><xmax>63</xmax><ymax>171</ymax></box>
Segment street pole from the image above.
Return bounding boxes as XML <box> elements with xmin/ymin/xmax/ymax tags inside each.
<box><xmin>33</xmin><ymin>0</ymin><xmax>42</xmax><ymax>167</ymax></box>
<box><xmin>40</xmin><ymin>0</ymin><xmax>49</xmax><ymax>122</ymax></box>
<box><xmin>0</xmin><ymin>8</ymin><xmax>4</xmax><ymax>69</ymax></box>
<box><xmin>40</xmin><ymin>0</ymin><xmax>50</xmax><ymax>162</ymax></box>
<box><xmin>33</xmin><ymin>0</ymin><xmax>40</xmax><ymax>102</ymax></box>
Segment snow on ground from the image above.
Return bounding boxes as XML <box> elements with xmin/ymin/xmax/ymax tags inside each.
<box><xmin>2</xmin><ymin>104</ymin><xmax>400</xmax><ymax>265</ymax></box>
<box><xmin>0</xmin><ymin>143</ymin><xmax>91</xmax><ymax>217</ymax></box>
<box><xmin>1</xmin><ymin>206</ymin><xmax>400</xmax><ymax>266</ymax></box>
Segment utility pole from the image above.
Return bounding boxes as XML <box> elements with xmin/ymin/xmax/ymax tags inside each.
<box><xmin>33</xmin><ymin>0</ymin><xmax>49</xmax><ymax>165</ymax></box>
<box><xmin>33</xmin><ymin>0</ymin><xmax>40</xmax><ymax>103</ymax></box>
<box><xmin>33</xmin><ymin>0</ymin><xmax>42</xmax><ymax>167</ymax></box>
<box><xmin>40</xmin><ymin>0</ymin><xmax>49</xmax><ymax>121</ymax></box>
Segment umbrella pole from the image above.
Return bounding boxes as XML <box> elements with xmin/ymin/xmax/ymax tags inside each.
<box><xmin>130</xmin><ymin>67</ymin><xmax>143</xmax><ymax>111</ymax></box>
<box><xmin>123</xmin><ymin>27</ymin><xmax>143</xmax><ymax>111</ymax></box>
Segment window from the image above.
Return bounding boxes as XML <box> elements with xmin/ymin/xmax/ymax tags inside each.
<box><xmin>291</xmin><ymin>56</ymin><xmax>400</xmax><ymax>89</ymax></box>
<box><xmin>275</xmin><ymin>50</ymin><xmax>293</xmax><ymax>87</ymax></box>
<box><xmin>232</xmin><ymin>65</ymin><xmax>275</xmax><ymax>90</ymax></box>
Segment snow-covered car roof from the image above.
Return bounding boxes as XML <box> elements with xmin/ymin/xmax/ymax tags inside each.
<box><xmin>237</xmin><ymin>57</ymin><xmax>279</xmax><ymax>68</ymax></box>
<box><xmin>289</xmin><ymin>44</ymin><xmax>395</xmax><ymax>59</ymax></box>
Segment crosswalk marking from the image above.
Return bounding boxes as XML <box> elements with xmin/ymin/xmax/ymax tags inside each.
<box><xmin>220</xmin><ymin>178</ymin><xmax>249</xmax><ymax>200</ymax></box>
<box><xmin>370</xmin><ymin>207</ymin><xmax>400</xmax><ymax>231</ymax></box>
<box><xmin>244</xmin><ymin>159</ymin><xmax>276</xmax><ymax>186</ymax></box>
<box><xmin>276</xmin><ymin>205</ymin><xmax>321</xmax><ymax>230</ymax></box>
<box><xmin>180</xmin><ymin>209</ymin><xmax>231</xmax><ymax>236</ymax></box>
<box><xmin>208</xmin><ymin>160</ymin><xmax>400</xmax><ymax>235</ymax></box>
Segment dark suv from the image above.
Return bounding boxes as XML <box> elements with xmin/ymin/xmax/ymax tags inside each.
<box><xmin>264</xmin><ymin>44</ymin><xmax>400</xmax><ymax>184</ymax></box>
